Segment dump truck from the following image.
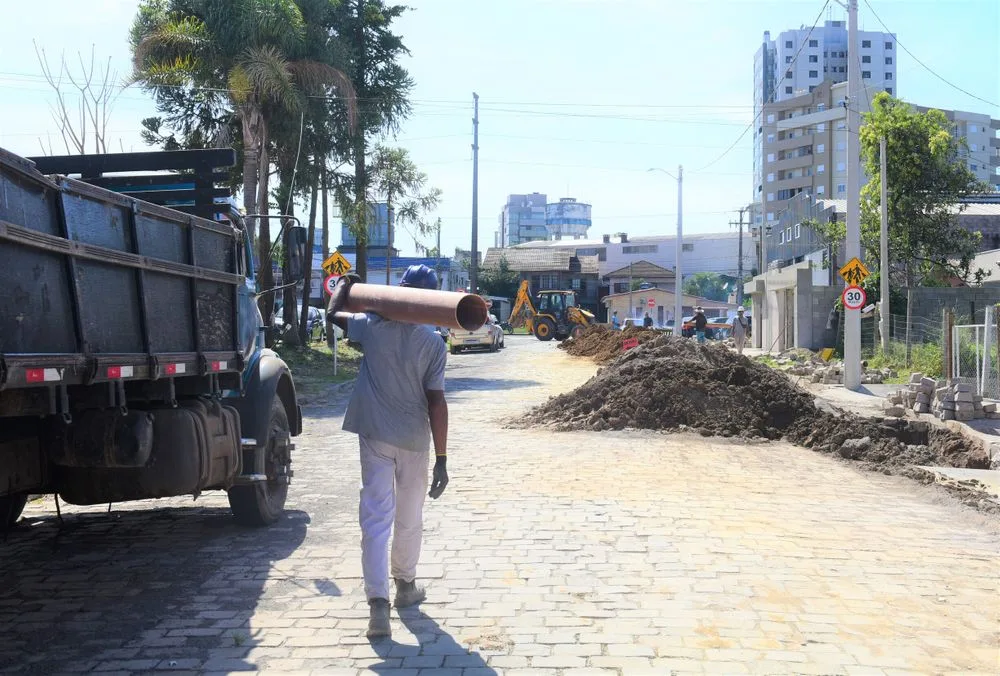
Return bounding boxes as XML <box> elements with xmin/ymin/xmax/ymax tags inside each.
<box><xmin>0</xmin><ymin>147</ymin><xmax>306</xmax><ymax>529</ymax></box>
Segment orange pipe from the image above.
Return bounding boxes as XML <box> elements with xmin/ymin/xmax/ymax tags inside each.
<box><xmin>343</xmin><ymin>283</ymin><xmax>488</xmax><ymax>331</ymax></box>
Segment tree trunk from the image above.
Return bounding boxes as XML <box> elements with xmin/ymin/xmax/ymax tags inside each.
<box><xmin>281</xmin><ymin>198</ymin><xmax>301</xmax><ymax>348</ymax></box>
<box><xmin>256</xmin><ymin>124</ymin><xmax>276</xmax><ymax>345</ymax></box>
<box><xmin>352</xmin><ymin>0</ymin><xmax>367</xmax><ymax>283</ymax></box>
<box><xmin>321</xmin><ymin>165</ymin><xmax>330</xmax><ymax>261</ymax></box>
<box><xmin>299</xmin><ymin>173</ymin><xmax>320</xmax><ymax>345</ymax></box>
<box><xmin>243</xmin><ymin>145</ymin><xmax>258</xmax><ymax>248</ymax></box>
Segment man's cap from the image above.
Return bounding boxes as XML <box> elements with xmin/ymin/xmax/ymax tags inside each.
<box><xmin>737</xmin><ymin>306</ymin><xmax>745</xmax><ymax>312</ymax></box>
<box><xmin>400</xmin><ymin>264</ymin><xmax>439</xmax><ymax>290</ymax></box>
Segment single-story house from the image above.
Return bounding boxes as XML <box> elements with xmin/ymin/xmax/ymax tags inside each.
<box><xmin>602</xmin><ymin>287</ymin><xmax>739</xmax><ymax>328</ymax></box>
<box><xmin>603</xmin><ymin>260</ymin><xmax>676</xmax><ymax>294</ymax></box>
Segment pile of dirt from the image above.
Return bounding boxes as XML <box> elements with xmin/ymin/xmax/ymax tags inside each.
<box><xmin>559</xmin><ymin>325</ymin><xmax>660</xmax><ymax>363</ymax></box>
<box><xmin>527</xmin><ymin>335</ymin><xmax>990</xmax><ymax>476</ymax></box>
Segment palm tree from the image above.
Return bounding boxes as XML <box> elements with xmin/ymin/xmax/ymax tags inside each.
<box><xmin>368</xmin><ymin>146</ymin><xmax>441</xmax><ymax>285</ymax></box>
<box><xmin>129</xmin><ymin>0</ymin><xmax>357</xmax><ymax>259</ymax></box>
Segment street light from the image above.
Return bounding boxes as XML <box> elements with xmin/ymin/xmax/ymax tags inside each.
<box><xmin>648</xmin><ymin>166</ymin><xmax>683</xmax><ymax>335</ymax></box>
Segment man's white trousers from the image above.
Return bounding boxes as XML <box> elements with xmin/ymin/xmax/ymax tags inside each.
<box><xmin>359</xmin><ymin>435</ymin><xmax>429</xmax><ymax>601</ymax></box>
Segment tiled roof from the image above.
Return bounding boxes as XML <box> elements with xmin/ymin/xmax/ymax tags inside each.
<box><xmin>605</xmin><ymin>260</ymin><xmax>676</xmax><ymax>278</ymax></box>
<box><xmin>482</xmin><ymin>247</ymin><xmax>572</xmax><ymax>272</ymax></box>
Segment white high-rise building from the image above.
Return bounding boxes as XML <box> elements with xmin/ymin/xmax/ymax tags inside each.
<box><xmin>752</xmin><ymin>19</ymin><xmax>897</xmax><ymax>227</ymax></box>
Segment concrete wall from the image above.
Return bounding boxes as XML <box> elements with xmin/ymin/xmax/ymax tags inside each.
<box><xmin>905</xmin><ymin>287</ymin><xmax>1000</xmax><ymax>324</ymax></box>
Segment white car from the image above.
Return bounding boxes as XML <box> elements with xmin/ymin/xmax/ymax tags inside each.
<box><xmin>449</xmin><ymin>314</ymin><xmax>504</xmax><ymax>354</ymax></box>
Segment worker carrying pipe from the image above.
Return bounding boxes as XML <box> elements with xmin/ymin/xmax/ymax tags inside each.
<box><xmin>326</xmin><ymin>266</ymin><xmax>485</xmax><ymax>640</ymax></box>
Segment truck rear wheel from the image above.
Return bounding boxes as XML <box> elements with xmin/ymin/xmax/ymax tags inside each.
<box><xmin>1</xmin><ymin>493</ymin><xmax>27</xmax><ymax>528</ymax></box>
<box><xmin>229</xmin><ymin>399</ymin><xmax>291</xmax><ymax>526</ymax></box>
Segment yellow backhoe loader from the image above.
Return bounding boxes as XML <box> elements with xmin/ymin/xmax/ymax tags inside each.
<box><xmin>509</xmin><ymin>280</ymin><xmax>595</xmax><ymax>341</ymax></box>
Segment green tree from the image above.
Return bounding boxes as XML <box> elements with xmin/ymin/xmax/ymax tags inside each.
<box><xmin>368</xmin><ymin>145</ymin><xmax>441</xmax><ymax>284</ymax></box>
<box><xmin>682</xmin><ymin>272</ymin><xmax>737</xmax><ymax>302</ymax></box>
<box><xmin>476</xmin><ymin>256</ymin><xmax>521</xmax><ymax>299</ymax></box>
<box><xmin>328</xmin><ymin>0</ymin><xmax>414</xmax><ymax>283</ymax></box>
<box><xmin>129</xmin><ymin>0</ymin><xmax>357</xmax><ymax>326</ymax></box>
<box><xmin>813</xmin><ymin>92</ymin><xmax>988</xmax><ymax>287</ymax></box>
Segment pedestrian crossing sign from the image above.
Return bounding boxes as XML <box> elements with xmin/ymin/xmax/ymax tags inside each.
<box><xmin>322</xmin><ymin>251</ymin><xmax>352</xmax><ymax>276</ymax></box>
<box><xmin>838</xmin><ymin>257</ymin><xmax>870</xmax><ymax>286</ymax></box>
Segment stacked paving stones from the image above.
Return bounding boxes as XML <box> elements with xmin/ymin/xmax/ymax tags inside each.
<box><xmin>767</xmin><ymin>349</ymin><xmax>893</xmax><ymax>385</ymax></box>
<box><xmin>884</xmin><ymin>372</ymin><xmax>999</xmax><ymax>421</ymax></box>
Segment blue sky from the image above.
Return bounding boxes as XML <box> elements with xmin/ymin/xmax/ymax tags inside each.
<box><xmin>1</xmin><ymin>0</ymin><xmax>997</xmax><ymax>257</ymax></box>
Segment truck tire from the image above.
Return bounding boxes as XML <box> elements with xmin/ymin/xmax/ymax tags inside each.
<box><xmin>228</xmin><ymin>399</ymin><xmax>290</xmax><ymax>526</ymax></box>
<box><xmin>1</xmin><ymin>493</ymin><xmax>28</xmax><ymax>528</ymax></box>
<box><xmin>535</xmin><ymin>318</ymin><xmax>556</xmax><ymax>341</ymax></box>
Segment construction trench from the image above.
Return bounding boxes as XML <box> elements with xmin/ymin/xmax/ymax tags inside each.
<box><xmin>525</xmin><ymin>326</ymin><xmax>996</xmax><ymax>512</ymax></box>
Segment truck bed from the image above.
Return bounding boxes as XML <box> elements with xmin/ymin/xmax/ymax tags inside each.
<box><xmin>0</xmin><ymin>148</ymin><xmax>244</xmax><ymax>391</ymax></box>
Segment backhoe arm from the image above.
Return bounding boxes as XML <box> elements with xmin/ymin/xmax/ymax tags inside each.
<box><xmin>509</xmin><ymin>280</ymin><xmax>537</xmax><ymax>328</ymax></box>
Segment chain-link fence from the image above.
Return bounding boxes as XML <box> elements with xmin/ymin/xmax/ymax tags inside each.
<box><xmin>952</xmin><ymin>305</ymin><xmax>1000</xmax><ymax>399</ymax></box>
<box><xmin>860</xmin><ymin>312</ymin><xmax>944</xmax><ymax>374</ymax></box>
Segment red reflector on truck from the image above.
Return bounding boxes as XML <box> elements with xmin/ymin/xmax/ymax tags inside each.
<box><xmin>26</xmin><ymin>368</ymin><xmax>61</xmax><ymax>383</ymax></box>
<box><xmin>107</xmin><ymin>366</ymin><xmax>134</xmax><ymax>379</ymax></box>
<box><xmin>164</xmin><ymin>363</ymin><xmax>186</xmax><ymax>375</ymax></box>
<box><xmin>211</xmin><ymin>361</ymin><xmax>227</xmax><ymax>371</ymax></box>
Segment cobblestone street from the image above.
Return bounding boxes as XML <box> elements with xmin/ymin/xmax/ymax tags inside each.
<box><xmin>1</xmin><ymin>337</ymin><xmax>998</xmax><ymax>675</ymax></box>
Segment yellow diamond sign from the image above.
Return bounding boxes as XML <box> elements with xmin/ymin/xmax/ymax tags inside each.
<box><xmin>838</xmin><ymin>256</ymin><xmax>870</xmax><ymax>286</ymax></box>
<box><xmin>322</xmin><ymin>251</ymin><xmax>352</xmax><ymax>277</ymax></box>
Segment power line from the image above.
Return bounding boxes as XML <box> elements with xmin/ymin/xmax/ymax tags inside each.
<box><xmin>862</xmin><ymin>0</ymin><xmax>999</xmax><ymax>109</ymax></box>
<box><xmin>690</xmin><ymin>0</ymin><xmax>833</xmax><ymax>175</ymax></box>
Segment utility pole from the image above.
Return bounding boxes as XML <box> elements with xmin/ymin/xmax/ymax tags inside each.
<box><xmin>879</xmin><ymin>135</ymin><xmax>889</xmax><ymax>352</ymax></box>
<box><xmin>385</xmin><ymin>201</ymin><xmax>393</xmax><ymax>286</ymax></box>
<box><xmin>844</xmin><ymin>0</ymin><xmax>862</xmax><ymax>391</ymax></box>
<box><xmin>729</xmin><ymin>206</ymin><xmax>748</xmax><ymax>306</ymax></box>
<box><xmin>435</xmin><ymin>220</ymin><xmax>442</xmax><ymax>288</ymax></box>
<box><xmin>470</xmin><ymin>92</ymin><xmax>480</xmax><ymax>294</ymax></box>
<box><xmin>629</xmin><ymin>261</ymin><xmax>634</xmax><ymax>320</ymax></box>
<box><xmin>675</xmin><ymin>165</ymin><xmax>683</xmax><ymax>335</ymax></box>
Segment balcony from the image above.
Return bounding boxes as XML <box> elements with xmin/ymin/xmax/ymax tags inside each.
<box><xmin>776</xmin><ymin>175</ymin><xmax>813</xmax><ymax>191</ymax></box>
<box><xmin>774</xmin><ymin>154</ymin><xmax>813</xmax><ymax>172</ymax></box>
<box><xmin>776</xmin><ymin>134</ymin><xmax>814</xmax><ymax>151</ymax></box>
<box><xmin>776</xmin><ymin>107</ymin><xmax>845</xmax><ymax>132</ymax></box>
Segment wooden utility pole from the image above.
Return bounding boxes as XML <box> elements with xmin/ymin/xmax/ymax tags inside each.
<box><xmin>470</xmin><ymin>92</ymin><xmax>480</xmax><ymax>294</ymax></box>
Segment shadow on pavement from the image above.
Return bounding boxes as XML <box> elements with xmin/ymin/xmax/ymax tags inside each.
<box><xmin>0</xmin><ymin>505</ymin><xmax>309</xmax><ymax>674</ymax></box>
<box><xmin>366</xmin><ymin>606</ymin><xmax>497</xmax><ymax>674</ymax></box>
<box><xmin>445</xmin><ymin>377</ymin><xmax>540</xmax><ymax>392</ymax></box>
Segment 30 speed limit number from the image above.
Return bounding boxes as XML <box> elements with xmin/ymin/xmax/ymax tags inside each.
<box><xmin>842</xmin><ymin>285</ymin><xmax>866</xmax><ymax>311</ymax></box>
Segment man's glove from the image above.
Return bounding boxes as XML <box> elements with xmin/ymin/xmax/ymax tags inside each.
<box><xmin>327</xmin><ymin>272</ymin><xmax>361</xmax><ymax>316</ymax></box>
<box><xmin>429</xmin><ymin>456</ymin><xmax>448</xmax><ymax>499</ymax></box>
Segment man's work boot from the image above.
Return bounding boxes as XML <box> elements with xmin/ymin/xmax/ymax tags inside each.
<box><xmin>366</xmin><ymin>598</ymin><xmax>391</xmax><ymax>639</ymax></box>
<box><xmin>393</xmin><ymin>578</ymin><xmax>426</xmax><ymax>608</ymax></box>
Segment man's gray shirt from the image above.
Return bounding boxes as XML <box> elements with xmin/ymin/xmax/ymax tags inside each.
<box><xmin>342</xmin><ymin>312</ymin><xmax>447</xmax><ymax>453</ymax></box>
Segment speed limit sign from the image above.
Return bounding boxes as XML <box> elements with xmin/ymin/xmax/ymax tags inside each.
<box><xmin>323</xmin><ymin>274</ymin><xmax>340</xmax><ymax>296</ymax></box>
<box><xmin>842</xmin><ymin>285</ymin><xmax>866</xmax><ymax>310</ymax></box>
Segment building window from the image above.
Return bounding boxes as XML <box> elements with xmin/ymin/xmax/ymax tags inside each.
<box><xmin>837</xmin><ymin>184</ymin><xmax>846</xmax><ymax>194</ymax></box>
<box><xmin>970</xmin><ymin>143</ymin><xmax>978</xmax><ymax>152</ymax></box>
<box><xmin>786</xmin><ymin>56</ymin><xmax>793</xmax><ymax>64</ymax></box>
<box><xmin>970</xmin><ymin>124</ymin><xmax>978</xmax><ymax>133</ymax></box>
<box><xmin>885</xmin><ymin>56</ymin><xmax>893</xmax><ymax>65</ymax></box>
<box><xmin>809</xmin><ymin>54</ymin><xmax>818</xmax><ymax>62</ymax></box>
<box><xmin>767</xmin><ymin>173</ymin><xmax>775</xmax><ymax>183</ymax></box>
<box><xmin>809</xmin><ymin>70</ymin><xmax>818</xmax><ymax>78</ymax></box>
<box><xmin>886</xmin><ymin>87</ymin><xmax>893</xmax><ymax>95</ymax></box>
<box><xmin>779</xmin><ymin>230</ymin><xmax>785</xmax><ymax>244</ymax></box>
<box><xmin>862</xmin><ymin>55</ymin><xmax>871</xmax><ymax>63</ymax></box>
<box><xmin>885</xmin><ymin>41</ymin><xmax>893</xmax><ymax>49</ymax></box>
<box><xmin>817</xmin><ymin>103</ymin><xmax>826</xmax><ymax>112</ymax></box>
<box><xmin>817</xmin><ymin>143</ymin><xmax>825</xmax><ymax>153</ymax></box>
<box><xmin>622</xmin><ymin>244</ymin><xmax>658</xmax><ymax>254</ymax></box>
<box><xmin>785</xmin><ymin>40</ymin><xmax>793</xmax><ymax>48</ymax></box>
<box><xmin>862</xmin><ymin>39</ymin><xmax>871</xmax><ymax>48</ymax></box>
<box><xmin>971</xmin><ymin>164</ymin><xmax>978</xmax><ymax>171</ymax></box>
<box><xmin>837</xmin><ymin>140</ymin><xmax>846</xmax><ymax>150</ymax></box>
<box><xmin>785</xmin><ymin>86</ymin><xmax>793</xmax><ymax>94</ymax></box>
<box><xmin>816</xmin><ymin>123</ymin><xmax>825</xmax><ymax>132</ymax></box>
<box><xmin>767</xmin><ymin>133</ymin><xmax>775</xmax><ymax>143</ymax></box>
<box><xmin>885</xmin><ymin>72</ymin><xmax>892</xmax><ymax>80</ymax></box>
<box><xmin>767</xmin><ymin>153</ymin><xmax>775</xmax><ymax>162</ymax></box>
<box><xmin>785</xmin><ymin>70</ymin><xmax>792</xmax><ymax>79</ymax></box>
<box><xmin>837</xmin><ymin>121</ymin><xmax>846</xmax><ymax>129</ymax></box>
<box><xmin>817</xmin><ymin>185</ymin><xmax>825</xmax><ymax>195</ymax></box>
<box><xmin>767</xmin><ymin>193</ymin><xmax>775</xmax><ymax>201</ymax></box>
<box><xmin>809</xmin><ymin>39</ymin><xmax>818</xmax><ymax>47</ymax></box>
<box><xmin>767</xmin><ymin>113</ymin><xmax>775</xmax><ymax>123</ymax></box>
<box><xmin>682</xmin><ymin>243</ymin><xmax>694</xmax><ymax>252</ymax></box>
<box><xmin>794</xmin><ymin>223</ymin><xmax>801</xmax><ymax>239</ymax></box>
<box><xmin>862</xmin><ymin>71</ymin><xmax>871</xmax><ymax>79</ymax></box>
<box><xmin>837</xmin><ymin>162</ymin><xmax>846</xmax><ymax>172</ymax></box>
<box><xmin>817</xmin><ymin>164</ymin><xmax>825</xmax><ymax>173</ymax></box>
<box><xmin>824</xmin><ymin>51</ymin><xmax>828</xmax><ymax>57</ymax></box>
<box><xmin>767</xmin><ymin>212</ymin><xmax>775</xmax><ymax>221</ymax></box>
